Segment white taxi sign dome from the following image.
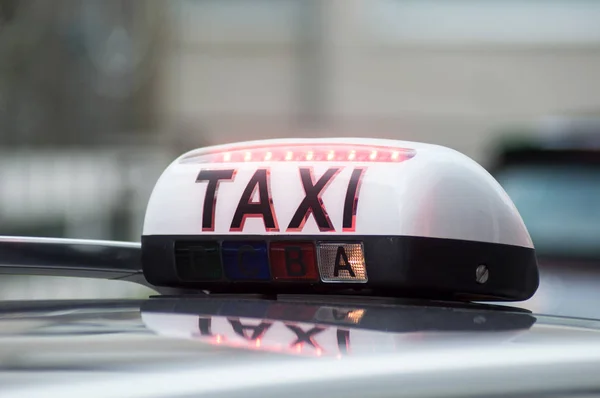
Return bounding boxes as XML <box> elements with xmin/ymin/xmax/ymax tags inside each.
<box><xmin>141</xmin><ymin>138</ymin><xmax>539</xmax><ymax>301</ymax></box>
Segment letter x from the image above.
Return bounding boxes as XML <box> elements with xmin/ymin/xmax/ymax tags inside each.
<box><xmin>287</xmin><ymin>167</ymin><xmax>341</xmax><ymax>232</ymax></box>
<box><xmin>286</xmin><ymin>324</ymin><xmax>326</xmax><ymax>350</ymax></box>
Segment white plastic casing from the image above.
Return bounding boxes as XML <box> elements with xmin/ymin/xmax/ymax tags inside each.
<box><xmin>143</xmin><ymin>138</ymin><xmax>532</xmax><ymax>249</ymax></box>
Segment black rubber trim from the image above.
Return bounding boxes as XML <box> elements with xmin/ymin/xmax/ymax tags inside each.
<box><xmin>490</xmin><ymin>148</ymin><xmax>600</xmax><ymax>173</ymax></box>
<box><xmin>141</xmin><ymin>235</ymin><xmax>539</xmax><ymax>302</ymax></box>
<box><xmin>0</xmin><ymin>237</ymin><xmax>148</xmax><ymax>285</ymax></box>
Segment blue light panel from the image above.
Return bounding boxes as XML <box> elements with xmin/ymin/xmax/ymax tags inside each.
<box><xmin>222</xmin><ymin>241</ymin><xmax>271</xmax><ymax>281</ymax></box>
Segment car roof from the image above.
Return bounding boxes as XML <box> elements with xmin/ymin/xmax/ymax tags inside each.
<box><xmin>2</xmin><ymin>297</ymin><xmax>600</xmax><ymax>397</ymax></box>
<box><xmin>0</xmin><ymin>296</ymin><xmax>594</xmax><ymax>363</ymax></box>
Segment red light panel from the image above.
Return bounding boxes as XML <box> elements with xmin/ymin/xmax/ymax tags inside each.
<box><xmin>270</xmin><ymin>242</ymin><xmax>319</xmax><ymax>281</ymax></box>
<box><xmin>180</xmin><ymin>143</ymin><xmax>416</xmax><ymax>164</ymax></box>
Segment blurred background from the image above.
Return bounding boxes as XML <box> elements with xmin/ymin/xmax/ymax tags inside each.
<box><xmin>1</xmin><ymin>0</ymin><xmax>600</xmax><ymax>315</ymax></box>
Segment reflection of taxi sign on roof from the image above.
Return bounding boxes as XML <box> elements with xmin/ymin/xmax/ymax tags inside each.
<box><xmin>140</xmin><ymin>298</ymin><xmax>536</xmax><ymax>358</ymax></box>
<box><xmin>141</xmin><ymin>138</ymin><xmax>539</xmax><ymax>301</ymax></box>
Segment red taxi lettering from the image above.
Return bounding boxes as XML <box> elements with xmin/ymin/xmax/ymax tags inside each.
<box><xmin>196</xmin><ymin>169</ymin><xmax>236</xmax><ymax>231</ymax></box>
<box><xmin>286</xmin><ymin>324</ymin><xmax>326</xmax><ymax>350</ymax></box>
<box><xmin>342</xmin><ymin>168</ymin><xmax>366</xmax><ymax>232</ymax></box>
<box><xmin>228</xmin><ymin>318</ymin><xmax>273</xmax><ymax>341</ymax></box>
<box><xmin>198</xmin><ymin>317</ymin><xmax>213</xmax><ymax>336</ymax></box>
<box><xmin>337</xmin><ymin>329</ymin><xmax>351</xmax><ymax>355</ymax></box>
<box><xmin>286</xmin><ymin>167</ymin><xmax>341</xmax><ymax>232</ymax></box>
<box><xmin>230</xmin><ymin>169</ymin><xmax>279</xmax><ymax>232</ymax></box>
<box><xmin>198</xmin><ymin>316</ymin><xmax>352</xmax><ymax>356</ymax></box>
<box><xmin>196</xmin><ymin>167</ymin><xmax>366</xmax><ymax>233</ymax></box>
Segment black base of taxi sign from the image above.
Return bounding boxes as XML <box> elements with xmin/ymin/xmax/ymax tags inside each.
<box><xmin>141</xmin><ymin>234</ymin><xmax>538</xmax><ymax>302</ymax></box>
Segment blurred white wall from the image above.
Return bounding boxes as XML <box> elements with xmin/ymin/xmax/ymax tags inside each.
<box><xmin>0</xmin><ymin>148</ymin><xmax>173</xmax><ymax>241</ymax></box>
<box><xmin>160</xmin><ymin>0</ymin><xmax>600</xmax><ymax>164</ymax></box>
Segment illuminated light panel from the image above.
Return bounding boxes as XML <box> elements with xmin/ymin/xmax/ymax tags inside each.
<box><xmin>174</xmin><ymin>241</ymin><xmax>223</xmax><ymax>281</ymax></box>
<box><xmin>316</xmin><ymin>242</ymin><xmax>367</xmax><ymax>283</ymax></box>
<box><xmin>180</xmin><ymin>144</ymin><xmax>416</xmax><ymax>164</ymax></box>
<box><xmin>346</xmin><ymin>309</ymin><xmax>365</xmax><ymax>324</ymax></box>
<box><xmin>270</xmin><ymin>242</ymin><xmax>319</xmax><ymax>281</ymax></box>
<box><xmin>314</xmin><ymin>306</ymin><xmax>365</xmax><ymax>324</ymax></box>
<box><xmin>222</xmin><ymin>241</ymin><xmax>271</xmax><ymax>280</ymax></box>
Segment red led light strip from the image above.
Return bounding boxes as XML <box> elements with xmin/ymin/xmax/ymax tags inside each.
<box><xmin>203</xmin><ymin>335</ymin><xmax>326</xmax><ymax>357</ymax></box>
<box><xmin>181</xmin><ymin>144</ymin><xmax>416</xmax><ymax>164</ymax></box>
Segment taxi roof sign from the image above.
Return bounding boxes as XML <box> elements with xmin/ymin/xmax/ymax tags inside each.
<box><xmin>141</xmin><ymin>138</ymin><xmax>539</xmax><ymax>301</ymax></box>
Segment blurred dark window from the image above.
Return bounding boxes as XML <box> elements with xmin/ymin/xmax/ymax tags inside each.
<box><xmin>497</xmin><ymin>164</ymin><xmax>600</xmax><ymax>259</ymax></box>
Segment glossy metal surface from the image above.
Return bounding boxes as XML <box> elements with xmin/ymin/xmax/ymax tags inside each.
<box><xmin>1</xmin><ymin>297</ymin><xmax>600</xmax><ymax>397</ymax></box>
